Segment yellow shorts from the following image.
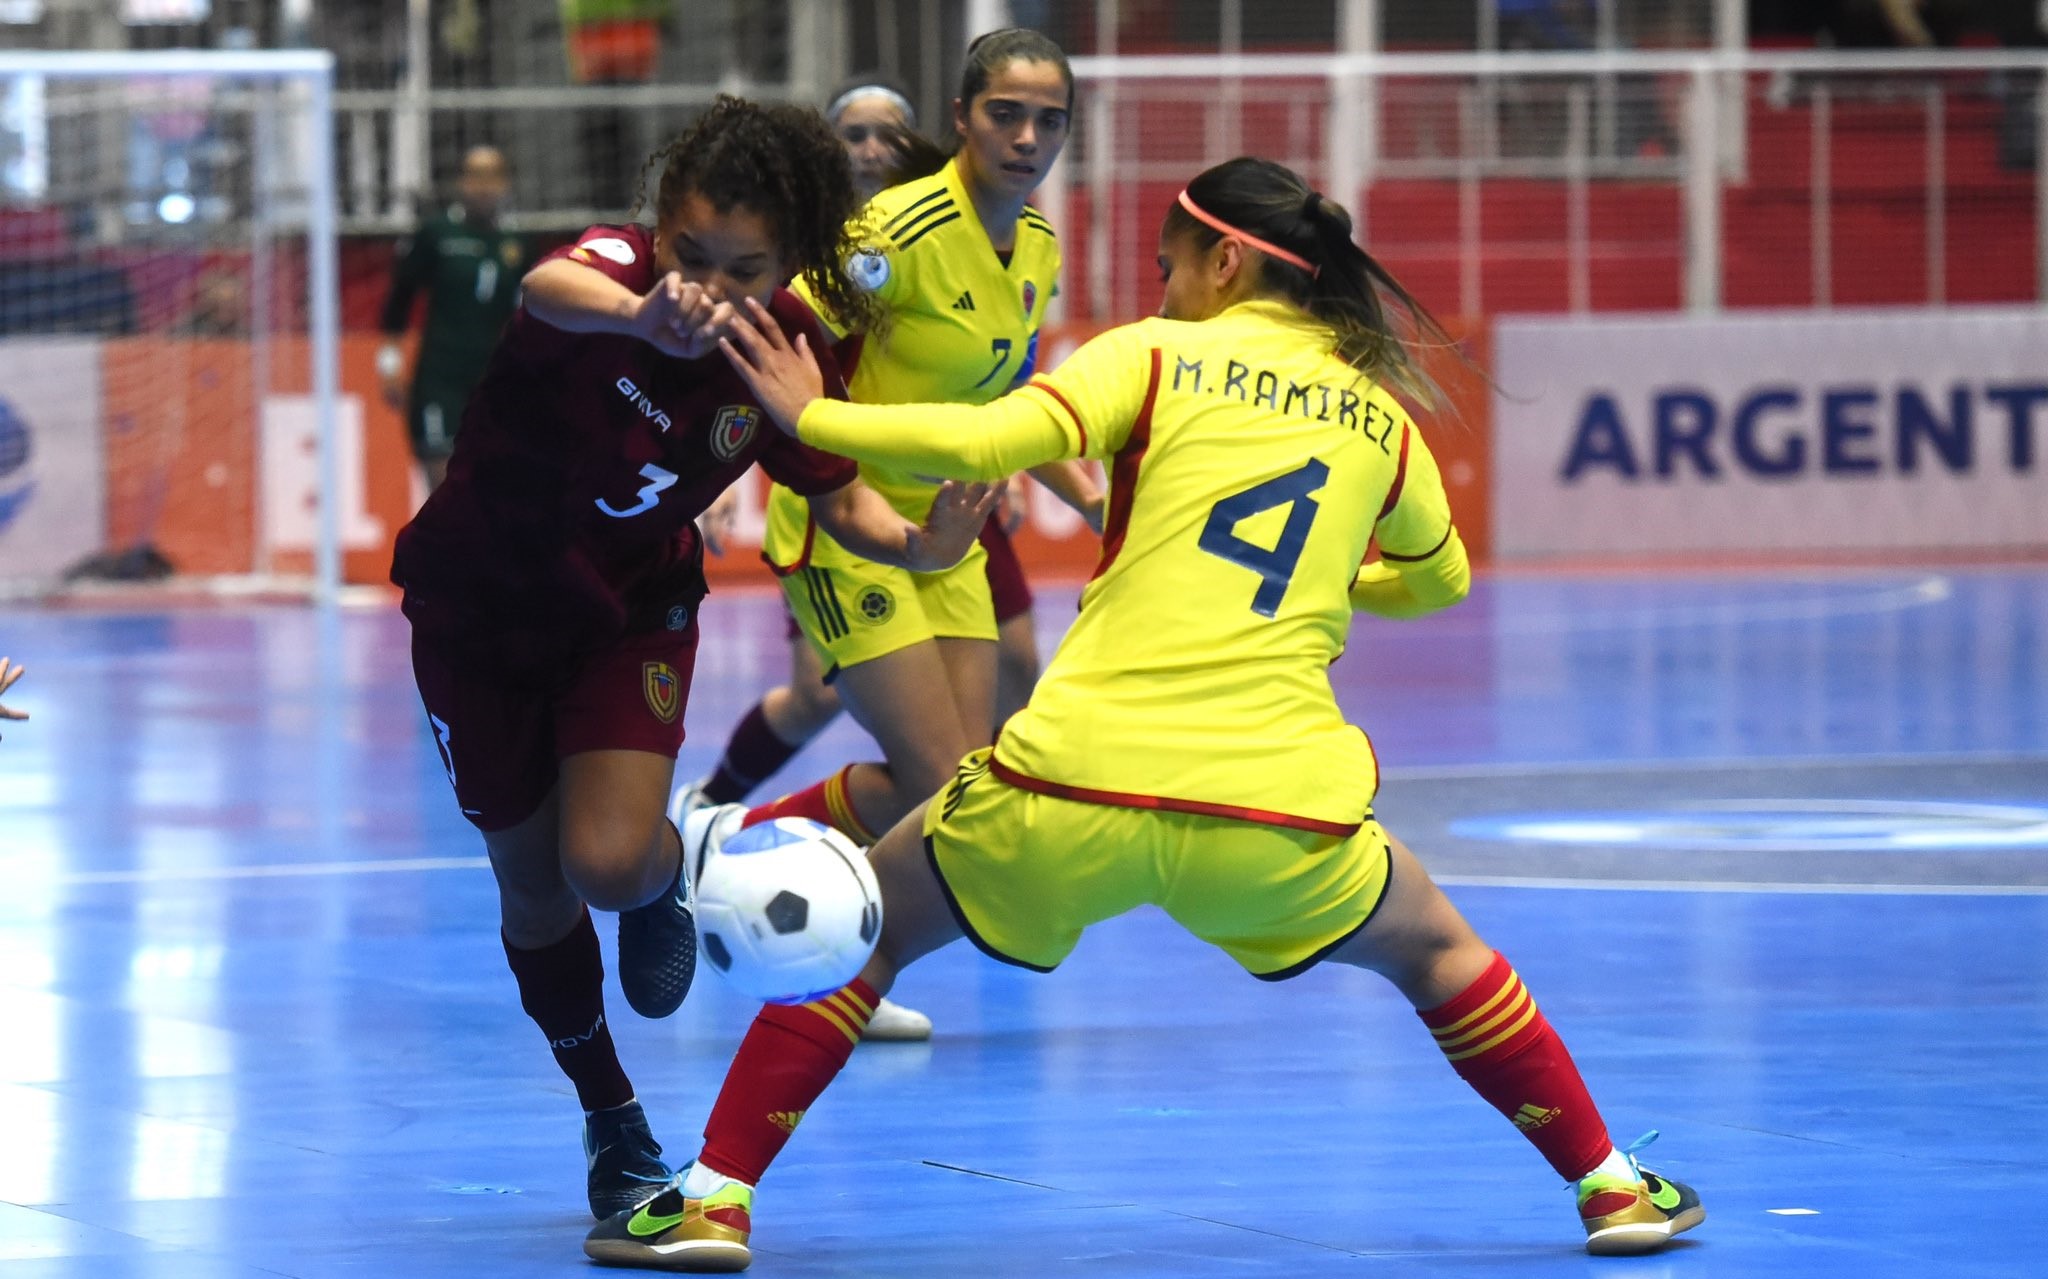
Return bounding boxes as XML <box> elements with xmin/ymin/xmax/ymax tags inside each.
<box><xmin>780</xmin><ymin>546</ymin><xmax>996</xmax><ymax>677</ymax></box>
<box><xmin>921</xmin><ymin>749</ymin><xmax>1394</xmax><ymax>979</ymax></box>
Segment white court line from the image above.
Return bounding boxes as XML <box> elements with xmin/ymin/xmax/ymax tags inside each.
<box><xmin>50</xmin><ymin>856</ymin><xmax>488</xmax><ymax>886</ymax></box>
<box><xmin>1482</xmin><ymin>574</ymin><xmax>1954</xmax><ymax>634</ymax></box>
<box><xmin>31</xmin><ymin>858</ymin><xmax>2042</xmax><ymax>898</ymax></box>
<box><xmin>1434</xmin><ymin>874</ymin><xmax>2048</xmax><ymax>897</ymax></box>
<box><xmin>1383</xmin><ymin>749</ymin><xmax>2048</xmax><ymax>782</ymax></box>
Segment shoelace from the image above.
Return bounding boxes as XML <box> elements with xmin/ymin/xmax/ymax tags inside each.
<box><xmin>1618</xmin><ymin>1129</ymin><xmax>1661</xmax><ymax>1181</ymax></box>
<box><xmin>1574</xmin><ymin>1129</ymin><xmax>1662</xmax><ymax>1195</ymax></box>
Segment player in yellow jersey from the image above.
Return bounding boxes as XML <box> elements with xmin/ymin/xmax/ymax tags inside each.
<box><xmin>697</xmin><ymin>31</ymin><xmax>1099</xmax><ymax>874</ymax></box>
<box><xmin>588</xmin><ymin>158</ymin><xmax>1705</xmax><ymax>1270</ymax></box>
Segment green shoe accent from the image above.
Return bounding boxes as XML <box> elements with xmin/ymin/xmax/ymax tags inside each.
<box><xmin>628</xmin><ymin>1200</ymin><xmax>690</xmax><ymax>1238</ymax></box>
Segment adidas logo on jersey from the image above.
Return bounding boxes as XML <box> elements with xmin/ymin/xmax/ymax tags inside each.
<box><xmin>952</xmin><ymin>291</ymin><xmax>975</xmax><ymax>311</ymax></box>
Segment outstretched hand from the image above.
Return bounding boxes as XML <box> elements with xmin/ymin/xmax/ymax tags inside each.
<box><xmin>718</xmin><ymin>296</ymin><xmax>825</xmax><ymax>437</ymax></box>
<box><xmin>0</xmin><ymin>657</ymin><xmax>26</xmax><ymax>739</ymax></box>
<box><xmin>904</xmin><ymin>480</ymin><xmax>1001</xmax><ymax>574</ymax></box>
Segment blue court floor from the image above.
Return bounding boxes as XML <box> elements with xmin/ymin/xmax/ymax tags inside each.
<box><xmin>1</xmin><ymin>566</ymin><xmax>2044</xmax><ymax>1277</ymax></box>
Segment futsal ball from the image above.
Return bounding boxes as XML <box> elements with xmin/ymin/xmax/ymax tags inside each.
<box><xmin>694</xmin><ymin>817</ymin><xmax>882</xmax><ymax>1005</ymax></box>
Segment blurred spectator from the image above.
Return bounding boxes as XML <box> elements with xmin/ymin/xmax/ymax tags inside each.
<box><xmin>1778</xmin><ymin>0</ymin><xmax>1971</xmax><ymax>47</ymax></box>
<box><xmin>378</xmin><ymin>144</ymin><xmax>523</xmax><ymax>494</ymax></box>
<box><xmin>1985</xmin><ymin>0</ymin><xmax>2046</xmax><ymax>169</ymax></box>
<box><xmin>171</xmin><ymin>267</ymin><xmax>247</xmax><ymax>337</ymax></box>
<box><xmin>1498</xmin><ymin>0</ymin><xmax>1594</xmax><ymax>51</ymax></box>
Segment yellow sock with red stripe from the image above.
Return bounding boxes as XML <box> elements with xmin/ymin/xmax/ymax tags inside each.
<box><xmin>696</xmin><ymin>978</ymin><xmax>879</xmax><ymax>1184</ymax></box>
<box><xmin>1418</xmin><ymin>950</ymin><xmax>1615</xmax><ymax>1181</ymax></box>
<box><xmin>741</xmin><ymin>764</ymin><xmax>878</xmax><ymax>845</ymax></box>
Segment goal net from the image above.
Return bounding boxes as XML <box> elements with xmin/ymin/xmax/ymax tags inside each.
<box><xmin>0</xmin><ymin>50</ymin><xmax>341</xmax><ymax>603</ymax></box>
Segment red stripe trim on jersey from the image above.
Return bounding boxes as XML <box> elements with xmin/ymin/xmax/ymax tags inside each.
<box><xmin>1090</xmin><ymin>347</ymin><xmax>1164</xmax><ymax>585</ymax></box>
<box><xmin>1024</xmin><ymin>379</ymin><xmax>1087</xmax><ymax>454</ymax></box>
<box><xmin>1377</xmin><ymin>422</ymin><xmax>1412</xmax><ymax>520</ymax></box>
<box><xmin>758</xmin><ymin>511</ymin><xmax>817</xmax><ymax>578</ymax></box>
<box><xmin>1380</xmin><ymin>522</ymin><xmax>1455</xmax><ymax>563</ymax></box>
<box><xmin>988</xmin><ymin>754</ymin><xmax>1364</xmax><ymax>837</ymax></box>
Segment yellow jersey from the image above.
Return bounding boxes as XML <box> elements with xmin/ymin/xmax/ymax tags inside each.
<box><xmin>792</xmin><ymin>299</ymin><xmax>1467</xmax><ymax>833</ymax></box>
<box><xmin>764</xmin><ymin>156</ymin><xmax>1061</xmax><ymax>570</ymax></box>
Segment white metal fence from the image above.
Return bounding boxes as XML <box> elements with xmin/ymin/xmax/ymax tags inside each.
<box><xmin>1050</xmin><ymin>48</ymin><xmax>2048</xmax><ymax>321</ymax></box>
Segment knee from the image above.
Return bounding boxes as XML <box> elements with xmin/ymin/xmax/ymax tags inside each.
<box><xmin>785</xmin><ymin>680</ymin><xmax>842</xmax><ymax>736</ymax></box>
<box><xmin>560</xmin><ymin>815</ymin><xmax>668</xmax><ymax>912</ymax></box>
<box><xmin>894</xmin><ymin>739</ymin><xmax>968</xmax><ymax>800</ymax></box>
<box><xmin>499</xmin><ymin>887</ymin><xmax>585</xmax><ymax>951</ymax></box>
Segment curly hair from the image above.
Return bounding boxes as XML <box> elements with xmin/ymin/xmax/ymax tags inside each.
<box><xmin>631</xmin><ymin>95</ymin><xmax>880</xmax><ymax>335</ymax></box>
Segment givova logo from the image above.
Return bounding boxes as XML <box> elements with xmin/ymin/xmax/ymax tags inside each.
<box><xmin>0</xmin><ymin>397</ymin><xmax>35</xmax><ymax>535</ymax></box>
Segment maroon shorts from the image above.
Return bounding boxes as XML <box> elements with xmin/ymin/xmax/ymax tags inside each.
<box><xmin>412</xmin><ymin>623</ymin><xmax>700</xmax><ymax>831</ymax></box>
<box><xmin>979</xmin><ymin>520</ymin><xmax>1034</xmax><ymax>624</ymax></box>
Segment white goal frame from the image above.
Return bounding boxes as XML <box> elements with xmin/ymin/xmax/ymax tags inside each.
<box><xmin>0</xmin><ymin>48</ymin><xmax>343</xmax><ymax>607</ymax></box>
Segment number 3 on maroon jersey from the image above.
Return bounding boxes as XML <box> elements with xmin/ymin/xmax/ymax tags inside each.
<box><xmin>596</xmin><ymin>463</ymin><xmax>680</xmax><ymax>519</ymax></box>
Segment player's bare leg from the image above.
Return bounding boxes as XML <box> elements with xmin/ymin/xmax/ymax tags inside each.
<box><xmin>584</xmin><ymin>804</ymin><xmax>962</xmax><ymax>1270</ymax></box>
<box><xmin>993</xmin><ymin>610</ymin><xmax>1040</xmax><ymax>726</ymax></box>
<box><xmin>766</xmin><ymin>640</ymin><xmax>842</xmax><ymax>745</ymax></box>
<box><xmin>558</xmin><ymin>749</ymin><xmax>698</xmax><ymax>1022</ymax></box>
<box><xmin>483</xmin><ymin>788</ymin><xmax>670</xmax><ymax>1218</ymax></box>
<box><xmin>734</xmin><ymin>642</ymin><xmax>983</xmax><ymax>1044</ymax></box>
<box><xmin>484</xmin><ymin>790</ymin><xmax>581</xmax><ymax>949</ymax></box>
<box><xmin>1328</xmin><ymin>834</ymin><xmax>1704</xmax><ymax>1255</ymax></box>
<box><xmin>558</xmin><ymin>749</ymin><xmax>684</xmax><ymax>910</ymax></box>
<box><xmin>807</xmin><ymin>641</ymin><xmax>981</xmax><ymax>839</ymax></box>
<box><xmin>671</xmin><ymin>638</ymin><xmax>841</xmax><ymax>831</ymax></box>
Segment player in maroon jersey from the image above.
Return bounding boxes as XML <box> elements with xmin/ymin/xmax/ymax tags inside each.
<box><xmin>389</xmin><ymin>97</ymin><xmax>993</xmax><ymax>1221</ymax></box>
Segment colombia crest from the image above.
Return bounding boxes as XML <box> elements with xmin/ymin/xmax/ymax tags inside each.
<box><xmin>709</xmin><ymin>405</ymin><xmax>760</xmax><ymax>461</ymax></box>
<box><xmin>642</xmin><ymin>662</ymin><xmax>681</xmax><ymax>724</ymax></box>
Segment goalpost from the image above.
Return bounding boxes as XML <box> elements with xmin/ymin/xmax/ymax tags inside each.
<box><xmin>0</xmin><ymin>49</ymin><xmax>342</xmax><ymax>607</ymax></box>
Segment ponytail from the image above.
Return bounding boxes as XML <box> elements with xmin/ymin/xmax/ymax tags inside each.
<box><xmin>1165</xmin><ymin>157</ymin><xmax>1454</xmax><ymax>406</ymax></box>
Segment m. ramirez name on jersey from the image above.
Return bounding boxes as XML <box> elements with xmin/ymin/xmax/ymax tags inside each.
<box><xmin>1561</xmin><ymin>381</ymin><xmax>2048</xmax><ymax>482</ymax></box>
<box><xmin>1171</xmin><ymin>353</ymin><xmax>1399</xmax><ymax>452</ymax></box>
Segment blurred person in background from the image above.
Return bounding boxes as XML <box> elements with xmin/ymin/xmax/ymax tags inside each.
<box><xmin>379</xmin><ymin>144</ymin><xmax>525</xmax><ymax>494</ymax></box>
<box><xmin>171</xmin><ymin>267</ymin><xmax>248</xmax><ymax>338</ymax></box>
<box><xmin>1774</xmin><ymin>0</ymin><xmax>1971</xmax><ymax>46</ymax></box>
<box><xmin>1986</xmin><ymin>0</ymin><xmax>2047</xmax><ymax>169</ymax></box>
<box><xmin>827</xmin><ymin>73</ymin><xmax>927</xmax><ymax>201</ymax></box>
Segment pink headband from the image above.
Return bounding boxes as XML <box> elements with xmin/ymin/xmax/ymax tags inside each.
<box><xmin>1176</xmin><ymin>189</ymin><xmax>1320</xmax><ymax>278</ymax></box>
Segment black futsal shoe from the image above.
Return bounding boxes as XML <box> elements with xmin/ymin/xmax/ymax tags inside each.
<box><xmin>617</xmin><ymin>844</ymin><xmax>698</xmax><ymax>1019</ymax></box>
<box><xmin>583</xmin><ymin>1099</ymin><xmax>672</xmax><ymax>1220</ymax></box>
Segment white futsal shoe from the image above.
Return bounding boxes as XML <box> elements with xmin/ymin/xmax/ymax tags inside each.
<box><xmin>681</xmin><ymin>801</ymin><xmax>934</xmax><ymax>1044</ymax></box>
<box><xmin>667</xmin><ymin>777</ymin><xmax>713</xmax><ymax>851</ymax></box>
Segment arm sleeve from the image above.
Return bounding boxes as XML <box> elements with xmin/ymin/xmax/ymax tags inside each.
<box><xmin>1351</xmin><ymin>419</ymin><xmax>1470</xmax><ymax>618</ymax></box>
<box><xmin>499</xmin><ymin>225</ymin><xmax>654</xmax><ymax>364</ymax></box>
<box><xmin>378</xmin><ymin>223</ymin><xmax>435</xmax><ymax>334</ymax></box>
<box><xmin>538</xmin><ymin>224</ymin><xmax>655</xmax><ymax>291</ymax></box>
<box><xmin>796</xmin><ymin>391</ymin><xmax>1072</xmax><ymax>481</ymax></box>
<box><xmin>791</xmin><ymin>321</ymin><xmax>1158</xmax><ymax>478</ymax></box>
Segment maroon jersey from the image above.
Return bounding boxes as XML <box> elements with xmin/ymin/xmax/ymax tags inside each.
<box><xmin>392</xmin><ymin>223</ymin><xmax>856</xmax><ymax>675</ymax></box>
